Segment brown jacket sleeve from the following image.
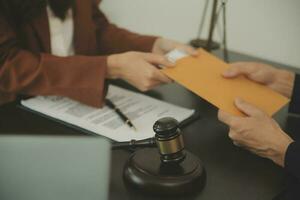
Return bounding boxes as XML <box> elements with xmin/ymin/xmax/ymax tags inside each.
<box><xmin>0</xmin><ymin>15</ymin><xmax>107</xmax><ymax>107</ymax></box>
<box><xmin>92</xmin><ymin>1</ymin><xmax>158</xmax><ymax>54</ymax></box>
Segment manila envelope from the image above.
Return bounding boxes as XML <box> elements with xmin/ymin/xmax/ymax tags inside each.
<box><xmin>162</xmin><ymin>49</ymin><xmax>289</xmax><ymax>116</ymax></box>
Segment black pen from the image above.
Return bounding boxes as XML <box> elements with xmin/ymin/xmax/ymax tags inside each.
<box><xmin>105</xmin><ymin>99</ymin><xmax>137</xmax><ymax>131</ymax></box>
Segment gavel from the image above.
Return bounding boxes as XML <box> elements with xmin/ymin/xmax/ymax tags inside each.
<box><xmin>153</xmin><ymin>117</ymin><xmax>186</xmax><ymax>163</ymax></box>
<box><xmin>118</xmin><ymin>117</ymin><xmax>206</xmax><ymax>196</ymax></box>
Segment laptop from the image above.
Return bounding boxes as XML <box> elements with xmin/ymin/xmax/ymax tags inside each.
<box><xmin>0</xmin><ymin>135</ymin><xmax>111</xmax><ymax>200</ymax></box>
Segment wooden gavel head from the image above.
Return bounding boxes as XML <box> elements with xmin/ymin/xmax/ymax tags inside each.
<box><xmin>123</xmin><ymin>117</ymin><xmax>206</xmax><ymax>196</ymax></box>
<box><xmin>153</xmin><ymin>117</ymin><xmax>186</xmax><ymax>164</ymax></box>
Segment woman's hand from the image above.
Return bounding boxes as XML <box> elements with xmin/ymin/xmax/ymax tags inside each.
<box><xmin>152</xmin><ymin>38</ymin><xmax>197</xmax><ymax>56</ymax></box>
<box><xmin>223</xmin><ymin>62</ymin><xmax>295</xmax><ymax>98</ymax></box>
<box><xmin>107</xmin><ymin>52</ymin><xmax>174</xmax><ymax>91</ymax></box>
<box><xmin>218</xmin><ymin>98</ymin><xmax>294</xmax><ymax>167</ymax></box>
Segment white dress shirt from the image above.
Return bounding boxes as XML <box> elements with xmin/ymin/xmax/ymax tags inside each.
<box><xmin>47</xmin><ymin>6</ymin><xmax>75</xmax><ymax>57</ymax></box>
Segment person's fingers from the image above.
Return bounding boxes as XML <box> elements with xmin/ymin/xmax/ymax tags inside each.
<box><xmin>223</xmin><ymin>62</ymin><xmax>256</xmax><ymax>78</ymax></box>
<box><xmin>177</xmin><ymin>45</ymin><xmax>198</xmax><ymax>56</ymax></box>
<box><xmin>218</xmin><ymin>110</ymin><xmax>239</xmax><ymax>127</ymax></box>
<box><xmin>228</xmin><ymin>130</ymin><xmax>246</xmax><ymax>147</ymax></box>
<box><xmin>228</xmin><ymin>130</ymin><xmax>237</xmax><ymax>140</ymax></box>
<box><xmin>246</xmin><ymin>147</ymin><xmax>268</xmax><ymax>158</ymax></box>
<box><xmin>234</xmin><ymin>98</ymin><xmax>265</xmax><ymax>117</ymax></box>
<box><xmin>233</xmin><ymin>141</ymin><xmax>243</xmax><ymax>147</ymax></box>
<box><xmin>145</xmin><ymin>80</ymin><xmax>164</xmax><ymax>91</ymax></box>
<box><xmin>144</xmin><ymin>63</ymin><xmax>172</xmax><ymax>83</ymax></box>
<box><xmin>153</xmin><ymin>70</ymin><xmax>172</xmax><ymax>83</ymax></box>
<box><xmin>143</xmin><ymin>53</ymin><xmax>175</xmax><ymax>68</ymax></box>
<box><xmin>135</xmin><ymin>75</ymin><xmax>167</xmax><ymax>91</ymax></box>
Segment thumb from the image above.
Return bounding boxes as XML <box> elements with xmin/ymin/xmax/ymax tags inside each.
<box><xmin>179</xmin><ymin>46</ymin><xmax>198</xmax><ymax>56</ymax></box>
<box><xmin>234</xmin><ymin>98</ymin><xmax>264</xmax><ymax>117</ymax></box>
<box><xmin>223</xmin><ymin>63</ymin><xmax>254</xmax><ymax>78</ymax></box>
<box><xmin>143</xmin><ymin>53</ymin><xmax>174</xmax><ymax>68</ymax></box>
<box><xmin>153</xmin><ymin>69</ymin><xmax>172</xmax><ymax>83</ymax></box>
<box><xmin>218</xmin><ymin>110</ymin><xmax>236</xmax><ymax>126</ymax></box>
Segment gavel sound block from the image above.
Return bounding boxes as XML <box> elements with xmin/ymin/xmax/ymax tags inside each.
<box><xmin>123</xmin><ymin>117</ymin><xmax>206</xmax><ymax>196</ymax></box>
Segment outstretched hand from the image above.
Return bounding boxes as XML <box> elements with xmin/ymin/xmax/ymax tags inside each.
<box><xmin>107</xmin><ymin>52</ymin><xmax>174</xmax><ymax>91</ymax></box>
<box><xmin>218</xmin><ymin>98</ymin><xmax>293</xmax><ymax>167</ymax></box>
<box><xmin>223</xmin><ymin>62</ymin><xmax>295</xmax><ymax>98</ymax></box>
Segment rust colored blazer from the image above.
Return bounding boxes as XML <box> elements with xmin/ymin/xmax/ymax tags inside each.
<box><xmin>0</xmin><ymin>0</ymin><xmax>156</xmax><ymax>107</ymax></box>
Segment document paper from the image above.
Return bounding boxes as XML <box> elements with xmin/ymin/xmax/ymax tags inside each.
<box><xmin>21</xmin><ymin>85</ymin><xmax>195</xmax><ymax>142</ymax></box>
<box><xmin>163</xmin><ymin>49</ymin><xmax>289</xmax><ymax>116</ymax></box>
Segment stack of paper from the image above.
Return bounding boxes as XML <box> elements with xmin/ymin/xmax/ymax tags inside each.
<box><xmin>21</xmin><ymin>85</ymin><xmax>195</xmax><ymax>142</ymax></box>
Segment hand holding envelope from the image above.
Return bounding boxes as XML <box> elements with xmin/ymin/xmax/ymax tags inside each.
<box><xmin>162</xmin><ymin>49</ymin><xmax>289</xmax><ymax>116</ymax></box>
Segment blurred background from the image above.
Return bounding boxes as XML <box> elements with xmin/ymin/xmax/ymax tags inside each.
<box><xmin>101</xmin><ymin>0</ymin><xmax>300</xmax><ymax>68</ymax></box>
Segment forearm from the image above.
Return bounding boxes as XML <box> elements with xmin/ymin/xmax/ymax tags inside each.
<box><xmin>289</xmin><ymin>74</ymin><xmax>300</xmax><ymax>114</ymax></box>
<box><xmin>0</xmin><ymin>49</ymin><xmax>108</xmax><ymax>107</ymax></box>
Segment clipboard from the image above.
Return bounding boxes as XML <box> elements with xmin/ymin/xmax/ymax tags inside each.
<box><xmin>18</xmin><ymin>85</ymin><xmax>201</xmax><ymax>142</ymax></box>
<box><xmin>18</xmin><ymin>103</ymin><xmax>201</xmax><ymax>138</ymax></box>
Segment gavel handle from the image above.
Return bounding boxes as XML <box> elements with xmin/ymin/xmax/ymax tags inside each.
<box><xmin>112</xmin><ymin>137</ymin><xmax>156</xmax><ymax>150</ymax></box>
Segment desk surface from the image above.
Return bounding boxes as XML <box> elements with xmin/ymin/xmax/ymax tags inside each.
<box><xmin>0</xmin><ymin>50</ymin><xmax>299</xmax><ymax>200</ymax></box>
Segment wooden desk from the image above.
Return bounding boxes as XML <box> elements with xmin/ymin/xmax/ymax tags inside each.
<box><xmin>0</xmin><ymin>50</ymin><xmax>299</xmax><ymax>200</ymax></box>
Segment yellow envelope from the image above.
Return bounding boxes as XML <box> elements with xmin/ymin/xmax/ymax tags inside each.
<box><xmin>162</xmin><ymin>49</ymin><xmax>289</xmax><ymax>116</ymax></box>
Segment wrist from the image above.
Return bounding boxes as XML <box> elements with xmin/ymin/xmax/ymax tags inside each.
<box><xmin>271</xmin><ymin>131</ymin><xmax>294</xmax><ymax>167</ymax></box>
<box><xmin>152</xmin><ymin>37</ymin><xmax>163</xmax><ymax>53</ymax></box>
<box><xmin>107</xmin><ymin>54</ymin><xmax>122</xmax><ymax>79</ymax></box>
<box><xmin>273</xmin><ymin>69</ymin><xmax>295</xmax><ymax>98</ymax></box>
